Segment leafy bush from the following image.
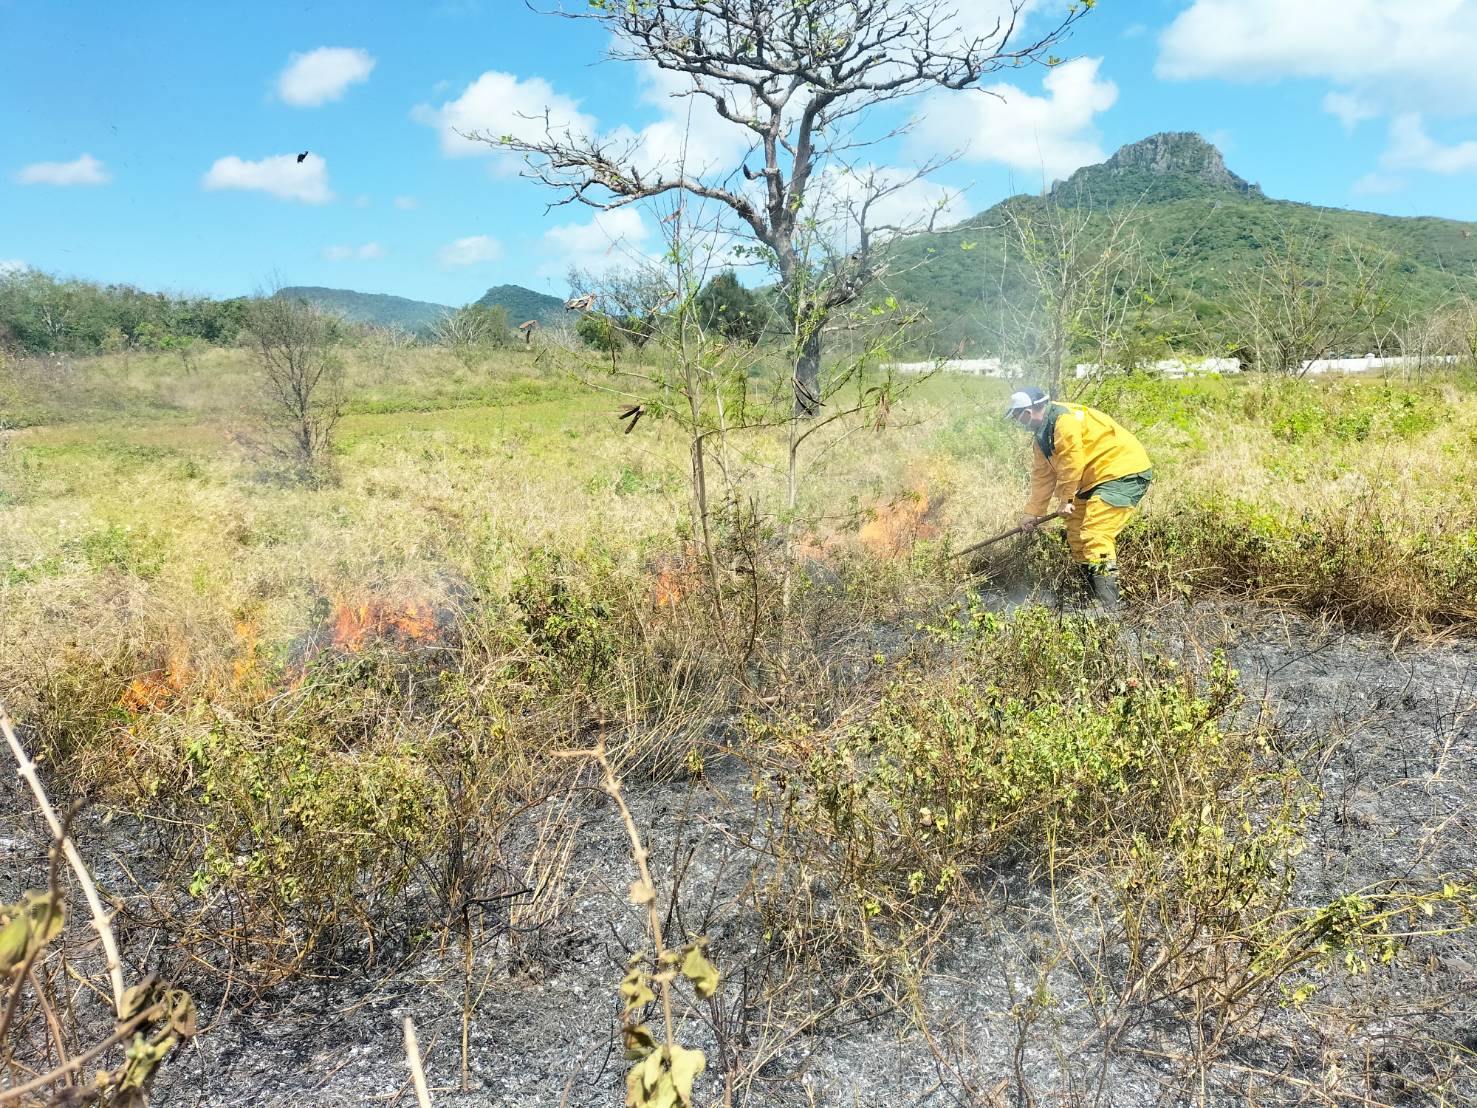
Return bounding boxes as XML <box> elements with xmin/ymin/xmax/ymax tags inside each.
<box><xmin>508</xmin><ymin>548</ymin><xmax>621</xmax><ymax>690</ymax></box>
<box><xmin>576</xmin><ymin>311</ymin><xmax>624</xmax><ymax>355</ymax></box>
<box><xmin>696</xmin><ymin>270</ymin><xmax>766</xmax><ymax>343</ymax></box>
<box><xmin>760</xmin><ymin>607</ymin><xmax>1248</xmax><ymax>908</ymax></box>
<box><xmin>746</xmin><ymin>604</ymin><xmax>1474</xmax><ymax>1067</ymax></box>
<box><xmin>1131</xmin><ymin>493</ymin><xmax>1477</xmax><ymax>628</ymax></box>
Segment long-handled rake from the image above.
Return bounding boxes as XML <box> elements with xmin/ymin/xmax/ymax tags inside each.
<box><xmin>952</xmin><ymin>508</ymin><xmax>1068</xmax><ymax>578</ymax></box>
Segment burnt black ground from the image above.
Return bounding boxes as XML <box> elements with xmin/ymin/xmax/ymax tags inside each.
<box><xmin>3</xmin><ymin>602</ymin><xmax>1473</xmax><ymax>1107</ymax></box>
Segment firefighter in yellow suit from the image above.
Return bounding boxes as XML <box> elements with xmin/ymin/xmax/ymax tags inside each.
<box><xmin>1005</xmin><ymin>386</ymin><xmax>1152</xmax><ymax>609</ymax></box>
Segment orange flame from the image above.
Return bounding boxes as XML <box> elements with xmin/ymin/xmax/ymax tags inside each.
<box><xmin>121</xmin><ymin>651</ymin><xmax>190</xmax><ymax>712</ymax></box>
<box><xmin>330</xmin><ymin>599</ymin><xmax>440</xmax><ymax>652</ymax></box>
<box><xmin>648</xmin><ymin>545</ymin><xmax>706</xmax><ymax>609</ymax></box>
<box><xmin>651</xmin><ymin>568</ymin><xmax>684</xmax><ymax>609</ymax></box>
<box><xmin>231</xmin><ymin>618</ymin><xmax>261</xmax><ymax>685</ymax></box>
<box><xmin>857</xmin><ymin>488</ymin><xmax>938</xmax><ymax>557</ymax></box>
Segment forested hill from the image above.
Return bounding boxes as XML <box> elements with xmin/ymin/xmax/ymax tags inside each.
<box><xmin>473</xmin><ymin>284</ymin><xmax>564</xmax><ymax>324</ymax></box>
<box><xmin>275</xmin><ymin>287</ymin><xmax>452</xmax><ymax>333</ymax></box>
<box><xmin>272</xmin><ymin>284</ymin><xmax>565</xmax><ymax>334</ymax></box>
<box><xmin>881</xmin><ymin>132</ymin><xmax>1477</xmax><ymax>353</ymax></box>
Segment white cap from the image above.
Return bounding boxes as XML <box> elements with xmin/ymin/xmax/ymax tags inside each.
<box><xmin>1004</xmin><ymin>386</ymin><xmax>1049</xmax><ymax>415</ymax></box>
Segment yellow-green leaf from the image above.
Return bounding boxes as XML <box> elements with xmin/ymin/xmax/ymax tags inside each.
<box><xmin>680</xmin><ymin>946</ymin><xmax>719</xmax><ymax>1000</ymax></box>
<box><xmin>623</xmin><ymin>1022</ymin><xmax>657</xmax><ymax>1060</ymax></box>
<box><xmin>0</xmin><ymin>907</ymin><xmax>31</xmax><ymax>973</ymax></box>
<box><xmin>647</xmin><ymin>1073</ymin><xmax>680</xmax><ymax>1108</ymax></box>
<box><xmin>118</xmin><ymin>1033</ymin><xmax>173</xmax><ymax>1090</ymax></box>
<box><xmin>29</xmin><ymin>896</ymin><xmax>64</xmax><ymax>946</ymax></box>
<box><xmin>669</xmin><ymin>1043</ymin><xmax>706</xmax><ymax>1105</ymax></box>
<box><xmin>637</xmin><ymin>1047</ymin><xmax>666</xmax><ymax>1093</ymax></box>
<box><xmin>619</xmin><ymin>967</ymin><xmax>656</xmax><ymax>1014</ymax></box>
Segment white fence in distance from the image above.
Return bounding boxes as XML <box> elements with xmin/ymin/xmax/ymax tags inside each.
<box><xmin>882</xmin><ymin>354</ymin><xmax>1460</xmax><ymax>379</ymax></box>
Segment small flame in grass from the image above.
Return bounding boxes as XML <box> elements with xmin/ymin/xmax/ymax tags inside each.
<box><xmin>857</xmin><ymin>488</ymin><xmax>939</xmax><ymax>557</ymax></box>
<box><xmin>330</xmin><ymin>599</ymin><xmax>440</xmax><ymax>652</ymax></box>
<box><xmin>652</xmin><ymin>568</ymin><xmax>684</xmax><ymax>609</ymax></box>
<box><xmin>648</xmin><ymin>547</ymin><xmax>704</xmax><ymax>610</ymax></box>
<box><xmin>231</xmin><ymin>618</ymin><xmax>261</xmax><ymax>685</ymax></box>
<box><xmin>121</xmin><ymin>653</ymin><xmax>190</xmax><ymax>712</ymax></box>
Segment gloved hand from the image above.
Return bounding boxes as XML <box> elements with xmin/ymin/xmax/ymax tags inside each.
<box><xmin>1057</xmin><ymin>501</ymin><xmax>1076</xmax><ymax>517</ymax></box>
<box><xmin>1020</xmin><ymin>515</ymin><xmax>1040</xmax><ymax>531</ymax></box>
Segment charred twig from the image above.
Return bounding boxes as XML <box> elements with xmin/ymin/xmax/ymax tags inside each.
<box><xmin>0</xmin><ymin>701</ymin><xmax>127</xmax><ymax>1022</ymax></box>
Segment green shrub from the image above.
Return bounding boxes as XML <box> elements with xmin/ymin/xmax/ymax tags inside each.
<box><xmin>508</xmin><ymin>547</ymin><xmax>621</xmax><ymax>690</ymax></box>
<box><xmin>761</xmin><ymin>607</ymin><xmax>1247</xmax><ymax>905</ymax></box>
<box><xmin>576</xmin><ymin>312</ymin><xmax>624</xmax><ymax>355</ymax></box>
<box><xmin>1130</xmin><ymin>494</ymin><xmax>1477</xmax><ymax>629</ymax></box>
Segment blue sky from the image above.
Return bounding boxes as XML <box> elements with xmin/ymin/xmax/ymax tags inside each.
<box><xmin>4</xmin><ymin>0</ymin><xmax>1477</xmax><ymax>306</ymax></box>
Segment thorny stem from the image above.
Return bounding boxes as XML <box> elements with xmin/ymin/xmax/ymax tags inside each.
<box><xmin>0</xmin><ymin>702</ymin><xmax>127</xmax><ymax>1022</ymax></box>
<box><xmin>587</xmin><ymin>738</ymin><xmax>678</xmax><ymax>1052</ymax></box>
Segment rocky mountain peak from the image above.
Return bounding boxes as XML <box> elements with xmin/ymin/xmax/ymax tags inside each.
<box><xmin>1051</xmin><ymin>131</ymin><xmax>1263</xmax><ymax>201</ymax></box>
<box><xmin>1104</xmin><ymin>132</ymin><xmax>1256</xmax><ymax>192</ymax></box>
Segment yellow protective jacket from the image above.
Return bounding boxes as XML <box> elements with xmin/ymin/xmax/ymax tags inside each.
<box><xmin>1025</xmin><ymin>402</ymin><xmax>1152</xmax><ymax>516</ymax></box>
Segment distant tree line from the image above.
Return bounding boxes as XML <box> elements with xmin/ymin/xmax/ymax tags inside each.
<box><xmin>568</xmin><ymin>268</ymin><xmax>772</xmax><ymax>360</ymax></box>
<box><xmin>0</xmin><ymin>268</ymin><xmax>250</xmax><ymax>356</ymax></box>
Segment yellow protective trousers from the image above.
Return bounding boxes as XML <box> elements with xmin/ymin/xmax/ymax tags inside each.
<box><xmin>1065</xmin><ymin>499</ymin><xmax>1136</xmax><ymax>565</ymax></box>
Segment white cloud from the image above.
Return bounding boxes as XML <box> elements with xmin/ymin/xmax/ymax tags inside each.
<box><xmin>322</xmin><ymin>242</ymin><xmax>384</xmax><ymax>261</ymax></box>
<box><xmin>538</xmin><ymin>207</ymin><xmax>651</xmax><ymax>277</ymax></box>
<box><xmin>419</xmin><ymin>62</ymin><xmax>752</xmax><ymax>182</ymax></box>
<box><xmin>437</xmin><ymin>235</ymin><xmax>503</xmax><ymax>268</ymax></box>
<box><xmin>202</xmin><ymin>153</ymin><xmax>333</xmax><ymax>203</ymax></box>
<box><xmin>414</xmin><ymin>71</ymin><xmax>596</xmax><ymax>169</ymax></box>
<box><xmin>912</xmin><ymin>57</ymin><xmax>1118</xmax><ymax>181</ymax></box>
<box><xmin>1351</xmin><ymin>172</ymin><xmax>1405</xmax><ymax>197</ymax></box>
<box><xmin>1324</xmin><ymin>92</ymin><xmax>1377</xmax><ymax>133</ymax></box>
<box><xmin>15</xmin><ymin>154</ymin><xmax>111</xmax><ymax>186</ymax></box>
<box><xmin>278</xmin><ymin>47</ymin><xmax>375</xmax><ymax>107</ymax></box>
<box><xmin>393</xmin><ymin>195</ymin><xmax>419</xmax><ymax>210</ymax></box>
<box><xmin>1381</xmin><ymin>113</ymin><xmax>1477</xmax><ymax>175</ymax></box>
<box><xmin>901</xmin><ymin>3</ymin><xmax>1046</xmax><ymax>56</ymax></box>
<box><xmin>607</xmin><ymin>60</ymin><xmax>754</xmax><ymax>178</ymax></box>
<box><xmin>1149</xmin><ymin>4</ymin><xmax>1477</xmax><ymax>183</ymax></box>
<box><xmin>1158</xmin><ymin>1</ymin><xmax>1477</xmax><ymax>117</ymax></box>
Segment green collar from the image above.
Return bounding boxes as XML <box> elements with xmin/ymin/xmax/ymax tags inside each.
<box><xmin>1035</xmin><ymin>402</ymin><xmax>1068</xmax><ymax>460</ymax></box>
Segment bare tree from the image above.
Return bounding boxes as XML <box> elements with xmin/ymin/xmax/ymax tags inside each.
<box><xmin>430</xmin><ymin>304</ymin><xmax>509</xmax><ymax>369</ymax></box>
<box><xmin>484</xmin><ymin>1</ymin><xmax>1088</xmax><ymax>414</ymax></box>
<box><xmin>567</xmin><ymin>264</ymin><xmax>676</xmax><ymax>348</ymax></box>
<box><xmin>1438</xmin><ymin>290</ymin><xmax>1477</xmax><ymax>369</ymax></box>
<box><xmin>997</xmin><ymin>196</ymin><xmax>1156</xmax><ymax>394</ymax></box>
<box><xmin>247</xmin><ymin>293</ymin><xmax>343</xmax><ymax>477</ymax></box>
<box><xmin>1228</xmin><ymin>229</ymin><xmax>1391</xmax><ymax>376</ymax></box>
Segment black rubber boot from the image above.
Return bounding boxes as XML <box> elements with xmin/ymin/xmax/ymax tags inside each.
<box><xmin>1085</xmin><ymin>561</ymin><xmax>1124</xmax><ymax>612</ymax></box>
